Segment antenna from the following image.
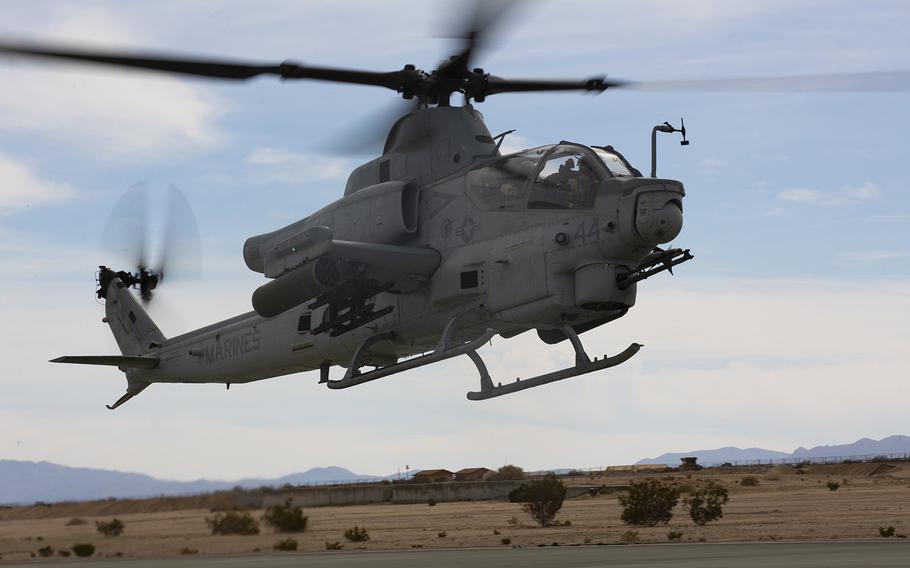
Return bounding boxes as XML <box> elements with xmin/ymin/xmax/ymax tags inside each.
<box><xmin>651</xmin><ymin>118</ymin><xmax>690</xmax><ymax>177</ymax></box>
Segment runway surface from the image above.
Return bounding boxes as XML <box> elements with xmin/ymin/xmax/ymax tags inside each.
<box><xmin>4</xmin><ymin>542</ymin><xmax>908</xmax><ymax>567</ymax></box>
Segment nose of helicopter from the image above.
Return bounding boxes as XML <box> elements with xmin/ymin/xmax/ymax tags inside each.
<box><xmin>635</xmin><ymin>196</ymin><xmax>683</xmax><ymax>244</ymax></box>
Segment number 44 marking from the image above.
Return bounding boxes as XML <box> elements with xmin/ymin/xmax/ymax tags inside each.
<box><xmin>574</xmin><ymin>218</ymin><xmax>600</xmax><ymax>243</ymax></box>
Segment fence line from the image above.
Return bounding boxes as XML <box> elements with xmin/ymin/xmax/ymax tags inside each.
<box><xmin>251</xmin><ymin>453</ymin><xmax>910</xmax><ymax>490</ymax></box>
<box><xmin>697</xmin><ymin>452</ymin><xmax>910</xmax><ymax>468</ymax></box>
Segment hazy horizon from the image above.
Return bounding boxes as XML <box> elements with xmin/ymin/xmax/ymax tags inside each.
<box><xmin>1</xmin><ymin>1</ymin><xmax>908</xmax><ymax>480</ymax></box>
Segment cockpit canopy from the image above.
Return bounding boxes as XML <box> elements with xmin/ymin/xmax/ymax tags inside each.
<box><xmin>466</xmin><ymin>143</ymin><xmax>638</xmax><ymax>211</ymax></box>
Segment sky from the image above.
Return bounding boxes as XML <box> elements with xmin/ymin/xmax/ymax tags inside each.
<box><xmin>0</xmin><ymin>0</ymin><xmax>908</xmax><ymax>481</ymax></box>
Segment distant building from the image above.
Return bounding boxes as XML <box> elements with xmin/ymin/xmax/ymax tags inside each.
<box><xmin>411</xmin><ymin>469</ymin><xmax>454</xmax><ymax>483</ymax></box>
<box><xmin>454</xmin><ymin>467</ymin><xmax>494</xmax><ymax>481</ymax></box>
<box><xmin>679</xmin><ymin>457</ymin><xmax>703</xmax><ymax>471</ymax></box>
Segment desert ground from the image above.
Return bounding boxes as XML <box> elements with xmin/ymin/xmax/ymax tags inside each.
<box><xmin>1</xmin><ymin>463</ymin><xmax>909</xmax><ymax>562</ymax></box>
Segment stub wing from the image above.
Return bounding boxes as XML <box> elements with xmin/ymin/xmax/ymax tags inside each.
<box><xmin>248</xmin><ymin>227</ymin><xmax>440</xmax><ymax>319</ymax></box>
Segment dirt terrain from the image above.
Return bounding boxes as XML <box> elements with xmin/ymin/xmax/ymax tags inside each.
<box><xmin>2</xmin><ymin>463</ymin><xmax>909</xmax><ymax>562</ymax></box>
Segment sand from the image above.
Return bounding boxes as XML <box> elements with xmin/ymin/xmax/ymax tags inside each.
<box><xmin>2</xmin><ymin>463</ymin><xmax>909</xmax><ymax>562</ymax></box>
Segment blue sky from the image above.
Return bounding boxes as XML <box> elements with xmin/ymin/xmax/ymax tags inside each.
<box><xmin>1</xmin><ymin>1</ymin><xmax>908</xmax><ymax>480</ymax></box>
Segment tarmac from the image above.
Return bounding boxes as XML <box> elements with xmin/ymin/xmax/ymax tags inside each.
<box><xmin>4</xmin><ymin>541</ymin><xmax>908</xmax><ymax>567</ymax></box>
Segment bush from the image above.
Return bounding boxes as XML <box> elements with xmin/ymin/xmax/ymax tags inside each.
<box><xmin>273</xmin><ymin>538</ymin><xmax>298</xmax><ymax>551</ymax></box>
<box><xmin>344</xmin><ymin>525</ymin><xmax>370</xmax><ymax>542</ymax></box>
<box><xmin>508</xmin><ymin>484</ymin><xmax>530</xmax><ymax>503</ymax></box>
<box><xmin>37</xmin><ymin>546</ymin><xmax>54</xmax><ymax>557</ymax></box>
<box><xmin>621</xmin><ymin>530</ymin><xmax>639</xmax><ymax>544</ymax></box>
<box><xmin>618</xmin><ymin>480</ymin><xmax>680</xmax><ymax>526</ymax></box>
<box><xmin>741</xmin><ymin>476</ymin><xmax>760</xmax><ymax>487</ymax></box>
<box><xmin>437</xmin><ymin>531</ymin><xmax>447</xmax><ymax>538</ymax></box>
<box><xmin>428</xmin><ymin>498</ymin><xmax>437</xmax><ymax>506</ymax></box>
<box><xmin>827</xmin><ymin>482</ymin><xmax>840</xmax><ymax>491</ymax></box>
<box><xmin>206</xmin><ymin>511</ymin><xmax>260</xmax><ymax>535</ymax></box>
<box><xmin>58</xmin><ymin>549</ymin><xmax>71</xmax><ymax>557</ymax></box>
<box><xmin>879</xmin><ymin>526</ymin><xmax>896</xmax><ymax>538</ymax></box>
<box><xmin>684</xmin><ymin>481</ymin><xmax>729</xmax><ymax>526</ymax></box>
<box><xmin>96</xmin><ymin>518</ymin><xmax>125</xmax><ymax>537</ymax></box>
<box><xmin>325</xmin><ymin>541</ymin><xmax>344</xmax><ymax>550</ymax></box>
<box><xmin>667</xmin><ymin>530</ymin><xmax>683</xmax><ymax>541</ymax></box>
<box><xmin>179</xmin><ymin>547</ymin><xmax>198</xmax><ymax>555</ymax></box>
<box><xmin>490</xmin><ymin>464</ymin><xmax>526</xmax><ymax>481</ymax></box>
<box><xmin>71</xmin><ymin>543</ymin><xmax>96</xmax><ymax>557</ymax></box>
<box><xmin>65</xmin><ymin>517</ymin><xmax>88</xmax><ymax>526</ymax></box>
<box><xmin>500</xmin><ymin>537</ymin><xmax>511</xmax><ymax>545</ymax></box>
<box><xmin>262</xmin><ymin>499</ymin><xmax>308</xmax><ymax>533</ymax></box>
<box><xmin>520</xmin><ymin>474</ymin><xmax>567</xmax><ymax>527</ymax></box>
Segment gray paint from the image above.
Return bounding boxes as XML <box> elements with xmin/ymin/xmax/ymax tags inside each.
<box><xmin>56</xmin><ymin>105</ymin><xmax>690</xmax><ymax>407</ymax></box>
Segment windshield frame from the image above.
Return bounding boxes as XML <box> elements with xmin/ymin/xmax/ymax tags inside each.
<box><xmin>526</xmin><ymin>144</ymin><xmax>606</xmax><ymax>210</ymax></box>
<box><xmin>591</xmin><ymin>145</ymin><xmax>640</xmax><ymax>177</ymax></box>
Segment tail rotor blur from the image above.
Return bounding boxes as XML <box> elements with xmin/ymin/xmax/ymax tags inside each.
<box><xmin>100</xmin><ymin>183</ymin><xmax>201</xmax><ymax>304</ymax></box>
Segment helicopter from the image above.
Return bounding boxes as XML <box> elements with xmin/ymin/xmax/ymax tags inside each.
<box><xmin>3</xmin><ymin>3</ymin><xmax>903</xmax><ymax>410</ymax></box>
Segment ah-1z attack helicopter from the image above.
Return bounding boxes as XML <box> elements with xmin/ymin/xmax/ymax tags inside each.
<box><xmin>5</xmin><ymin>3</ymin><xmax>897</xmax><ymax>410</ymax></box>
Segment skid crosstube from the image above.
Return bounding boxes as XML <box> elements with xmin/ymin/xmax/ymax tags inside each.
<box><xmin>325</xmin><ymin>327</ymin><xmax>497</xmax><ymax>390</ymax></box>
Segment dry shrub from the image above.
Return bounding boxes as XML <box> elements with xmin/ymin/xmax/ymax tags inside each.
<box><xmin>343</xmin><ymin>525</ymin><xmax>370</xmax><ymax>542</ymax></box>
<box><xmin>71</xmin><ymin>543</ymin><xmax>95</xmax><ymax>558</ymax></box>
<box><xmin>741</xmin><ymin>476</ymin><xmax>760</xmax><ymax>487</ymax></box>
<box><xmin>619</xmin><ymin>480</ymin><xmax>680</xmax><ymax>526</ymax></box>
<box><xmin>520</xmin><ymin>474</ymin><xmax>567</xmax><ymax>527</ymax></box>
<box><xmin>273</xmin><ymin>538</ymin><xmax>298</xmax><ymax>551</ymax></box>
<box><xmin>685</xmin><ymin>481</ymin><xmax>729</xmax><ymax>526</ymax></box>
<box><xmin>262</xmin><ymin>499</ymin><xmax>308</xmax><ymax>533</ymax></box>
<box><xmin>206</xmin><ymin>511</ymin><xmax>260</xmax><ymax>535</ymax></box>
<box><xmin>96</xmin><ymin>518</ymin><xmax>125</xmax><ymax>537</ymax></box>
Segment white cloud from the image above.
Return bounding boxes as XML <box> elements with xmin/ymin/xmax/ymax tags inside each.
<box><xmin>244</xmin><ymin>147</ymin><xmax>352</xmax><ymax>183</ymax></box>
<box><xmin>778</xmin><ymin>188</ymin><xmax>822</xmax><ymax>203</ymax></box>
<box><xmin>777</xmin><ymin>182</ymin><xmax>880</xmax><ymax>206</ymax></box>
<box><xmin>837</xmin><ymin>250</ymin><xmax>910</xmax><ymax>263</ymax></box>
<box><xmin>0</xmin><ymin>153</ymin><xmax>74</xmax><ymax>211</ymax></box>
<box><xmin>0</xmin><ymin>9</ymin><xmax>224</xmax><ymax>158</ymax></box>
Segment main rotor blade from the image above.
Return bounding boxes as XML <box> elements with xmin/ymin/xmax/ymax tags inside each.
<box><xmin>325</xmin><ymin>97</ymin><xmax>421</xmax><ymax>155</ymax></box>
<box><xmin>620</xmin><ymin>71</ymin><xmax>910</xmax><ymax>92</ymax></box>
<box><xmin>439</xmin><ymin>0</ymin><xmax>520</xmax><ymax>77</ymax></box>
<box><xmin>485</xmin><ymin>76</ymin><xmax>618</xmax><ymax>95</ymax></box>
<box><xmin>0</xmin><ymin>40</ymin><xmax>409</xmax><ymax>90</ymax></box>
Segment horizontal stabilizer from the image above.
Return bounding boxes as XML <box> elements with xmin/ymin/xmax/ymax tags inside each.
<box><xmin>50</xmin><ymin>355</ymin><xmax>159</xmax><ymax>370</ymax></box>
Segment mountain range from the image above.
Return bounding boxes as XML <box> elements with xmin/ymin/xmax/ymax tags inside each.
<box><xmin>0</xmin><ymin>461</ymin><xmax>380</xmax><ymax>505</ymax></box>
<box><xmin>4</xmin><ymin>435</ymin><xmax>908</xmax><ymax>505</ymax></box>
<box><xmin>636</xmin><ymin>435</ymin><xmax>910</xmax><ymax>466</ymax></box>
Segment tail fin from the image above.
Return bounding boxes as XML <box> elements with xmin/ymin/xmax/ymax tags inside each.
<box><xmin>50</xmin><ymin>274</ymin><xmax>165</xmax><ymax>410</ymax></box>
<box><xmin>103</xmin><ymin>276</ymin><xmax>166</xmax><ymax>356</ymax></box>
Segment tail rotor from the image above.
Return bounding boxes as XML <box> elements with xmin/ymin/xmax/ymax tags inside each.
<box><xmin>100</xmin><ymin>182</ymin><xmax>200</xmax><ymax>303</ymax></box>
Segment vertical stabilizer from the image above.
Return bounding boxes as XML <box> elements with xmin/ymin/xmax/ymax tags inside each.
<box><xmin>104</xmin><ymin>277</ymin><xmax>166</xmax><ymax>356</ymax></box>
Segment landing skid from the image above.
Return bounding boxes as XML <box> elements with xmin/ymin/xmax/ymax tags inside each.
<box><xmin>325</xmin><ymin>316</ymin><xmax>641</xmax><ymax>399</ymax></box>
<box><xmin>466</xmin><ymin>340</ymin><xmax>641</xmax><ymax>400</ymax></box>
